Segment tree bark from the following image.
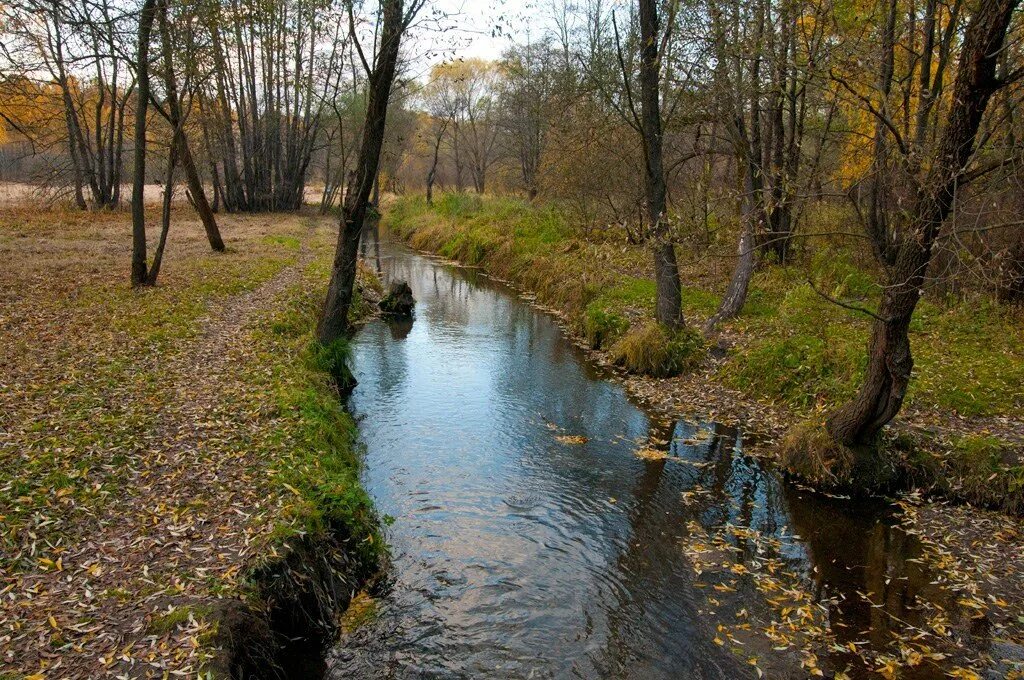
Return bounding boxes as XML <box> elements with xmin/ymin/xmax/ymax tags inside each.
<box><xmin>318</xmin><ymin>0</ymin><xmax>407</xmax><ymax>343</ymax></box>
<box><xmin>639</xmin><ymin>0</ymin><xmax>684</xmax><ymax>330</ymax></box>
<box><xmin>827</xmin><ymin>0</ymin><xmax>1019</xmax><ymax>446</ymax></box>
<box><xmin>705</xmin><ymin>142</ymin><xmax>761</xmax><ymax>331</ymax></box>
<box><xmin>147</xmin><ymin>143</ymin><xmax>177</xmax><ymax>285</ymax></box>
<box><xmin>131</xmin><ymin>0</ymin><xmax>158</xmax><ymax>286</ymax></box>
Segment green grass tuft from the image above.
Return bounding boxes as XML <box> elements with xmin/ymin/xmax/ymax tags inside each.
<box><xmin>610</xmin><ymin>323</ymin><xmax>704</xmax><ymax>377</ymax></box>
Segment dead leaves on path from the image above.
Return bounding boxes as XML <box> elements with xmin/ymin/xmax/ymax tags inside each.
<box><xmin>0</xmin><ymin>211</ymin><xmax>328</xmax><ymax>678</ymax></box>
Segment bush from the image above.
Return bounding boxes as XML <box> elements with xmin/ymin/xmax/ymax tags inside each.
<box><xmin>610</xmin><ymin>323</ymin><xmax>704</xmax><ymax>377</ymax></box>
<box><xmin>583</xmin><ymin>304</ymin><xmax>629</xmax><ymax>349</ymax></box>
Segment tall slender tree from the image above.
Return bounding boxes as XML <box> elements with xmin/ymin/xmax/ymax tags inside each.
<box><xmin>638</xmin><ymin>0</ymin><xmax>684</xmax><ymax>329</ymax></box>
<box><xmin>131</xmin><ymin>0</ymin><xmax>158</xmax><ymax>286</ymax></box>
<box><xmin>318</xmin><ymin>0</ymin><xmax>424</xmax><ymax>342</ymax></box>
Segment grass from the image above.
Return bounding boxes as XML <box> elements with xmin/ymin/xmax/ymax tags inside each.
<box><xmin>0</xmin><ymin>208</ymin><xmax>302</xmax><ymax>573</ymax></box>
<box><xmin>244</xmin><ymin>270</ymin><xmax>383</xmax><ymax>568</ymax></box>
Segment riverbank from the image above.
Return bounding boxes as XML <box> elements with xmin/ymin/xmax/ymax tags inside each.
<box><xmin>0</xmin><ymin>207</ymin><xmax>381</xmax><ymax>678</ymax></box>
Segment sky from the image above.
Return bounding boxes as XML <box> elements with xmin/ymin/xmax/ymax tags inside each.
<box><xmin>408</xmin><ymin>0</ymin><xmax>549</xmax><ymax>68</ymax></box>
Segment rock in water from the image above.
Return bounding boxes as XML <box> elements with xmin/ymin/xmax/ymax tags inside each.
<box><xmin>379</xmin><ymin>281</ymin><xmax>415</xmax><ymax>317</ymax></box>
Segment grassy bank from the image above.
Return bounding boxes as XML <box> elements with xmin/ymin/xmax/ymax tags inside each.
<box><xmin>209</xmin><ymin>250</ymin><xmax>384</xmax><ymax>676</ymax></box>
<box><xmin>384</xmin><ymin>193</ymin><xmax>1024</xmax><ymax>511</ymax></box>
<box><xmin>0</xmin><ymin>207</ymin><xmax>383</xmax><ymax>678</ymax></box>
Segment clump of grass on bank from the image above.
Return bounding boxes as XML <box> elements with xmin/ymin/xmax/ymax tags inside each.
<box><xmin>610</xmin><ymin>323</ymin><xmax>704</xmax><ymax>377</ymax></box>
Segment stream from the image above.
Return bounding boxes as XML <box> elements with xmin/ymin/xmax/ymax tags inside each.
<box><xmin>326</xmin><ymin>233</ymin><xmax>992</xmax><ymax>679</ymax></box>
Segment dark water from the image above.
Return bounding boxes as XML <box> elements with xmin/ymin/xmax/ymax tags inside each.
<box><xmin>327</xmin><ymin>235</ymin><xmax>986</xmax><ymax>679</ymax></box>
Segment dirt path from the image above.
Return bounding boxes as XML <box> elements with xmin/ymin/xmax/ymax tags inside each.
<box><xmin>1</xmin><ymin>215</ymin><xmax>323</xmax><ymax>678</ymax></box>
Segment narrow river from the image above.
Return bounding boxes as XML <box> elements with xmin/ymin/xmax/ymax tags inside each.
<box><xmin>327</xmin><ymin>234</ymin><xmax>986</xmax><ymax>679</ymax></box>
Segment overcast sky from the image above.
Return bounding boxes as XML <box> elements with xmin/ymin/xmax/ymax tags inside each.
<box><xmin>407</xmin><ymin>0</ymin><xmax>552</xmax><ymax>71</ymax></box>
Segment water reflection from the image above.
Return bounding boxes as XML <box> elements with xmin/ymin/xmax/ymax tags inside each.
<box><xmin>327</xmin><ymin>232</ymin><xmax>992</xmax><ymax>679</ymax></box>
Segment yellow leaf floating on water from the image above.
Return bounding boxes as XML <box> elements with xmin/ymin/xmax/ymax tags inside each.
<box><xmin>948</xmin><ymin>669</ymin><xmax>981</xmax><ymax>680</ymax></box>
<box><xmin>634</xmin><ymin>447</ymin><xmax>666</xmax><ymax>460</ymax></box>
<box><xmin>555</xmin><ymin>435</ymin><xmax>588</xmax><ymax>445</ymax></box>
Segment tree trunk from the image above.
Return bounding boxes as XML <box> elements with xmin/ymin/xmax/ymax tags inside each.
<box><xmin>705</xmin><ymin>148</ymin><xmax>761</xmax><ymax>331</ymax></box>
<box><xmin>827</xmin><ymin>0</ymin><xmax>1018</xmax><ymax>446</ymax></box>
<box><xmin>158</xmin><ymin>0</ymin><xmax>224</xmax><ymax>252</ymax></box>
<box><xmin>146</xmin><ymin>143</ymin><xmax>177</xmax><ymax>285</ymax></box>
<box><xmin>826</xmin><ymin>270</ymin><xmax>919</xmax><ymax>445</ymax></box>
<box><xmin>131</xmin><ymin>0</ymin><xmax>158</xmax><ymax>286</ymax></box>
<box><xmin>639</xmin><ymin>0</ymin><xmax>683</xmax><ymax>330</ymax></box>
<box><xmin>179</xmin><ymin>138</ymin><xmax>225</xmax><ymax>251</ymax></box>
<box><xmin>318</xmin><ymin>0</ymin><xmax>406</xmax><ymax>344</ymax></box>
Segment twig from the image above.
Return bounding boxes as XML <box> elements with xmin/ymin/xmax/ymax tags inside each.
<box><xmin>807</xmin><ymin>278</ymin><xmax>890</xmax><ymax>323</ymax></box>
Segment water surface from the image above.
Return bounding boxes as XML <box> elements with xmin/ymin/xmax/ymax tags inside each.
<box><xmin>328</xmin><ymin>234</ymin><xmax>987</xmax><ymax>679</ymax></box>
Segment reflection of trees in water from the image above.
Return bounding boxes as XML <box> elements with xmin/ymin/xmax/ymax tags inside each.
<box><xmin>593</xmin><ymin>422</ymin><xmax>751</xmax><ymax>678</ymax></box>
<box><xmin>348</xmin><ymin>243</ymin><xmax>996</xmax><ymax>678</ymax></box>
<box><xmin>351</xmin><ymin>319</ymin><xmax>410</xmax><ymax>408</ymax></box>
<box><xmin>359</xmin><ymin>222</ymin><xmax>382</xmax><ymax>273</ymax></box>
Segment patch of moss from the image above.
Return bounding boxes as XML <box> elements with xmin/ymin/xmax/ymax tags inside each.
<box><xmin>262</xmin><ymin>234</ymin><xmax>302</xmax><ymax>250</ymax></box>
<box><xmin>148</xmin><ymin>604</ymin><xmax>214</xmax><ymax>635</ymax></box>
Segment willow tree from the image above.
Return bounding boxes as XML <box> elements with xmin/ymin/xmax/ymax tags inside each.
<box><xmin>821</xmin><ymin>0</ymin><xmax>1020</xmax><ymax>450</ymax></box>
<box><xmin>318</xmin><ymin>0</ymin><xmax>425</xmax><ymax>342</ymax></box>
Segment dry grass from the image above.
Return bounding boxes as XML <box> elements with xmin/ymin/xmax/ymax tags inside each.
<box><xmin>777</xmin><ymin>420</ymin><xmax>856</xmax><ymax>485</ymax></box>
<box><xmin>609</xmin><ymin>322</ymin><xmax>704</xmax><ymax>377</ymax></box>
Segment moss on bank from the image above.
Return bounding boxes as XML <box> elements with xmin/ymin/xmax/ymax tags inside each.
<box><xmin>384</xmin><ymin>193</ymin><xmax>1024</xmax><ymax>512</ymax></box>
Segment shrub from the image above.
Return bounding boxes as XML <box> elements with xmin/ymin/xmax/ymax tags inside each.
<box><xmin>583</xmin><ymin>304</ymin><xmax>629</xmax><ymax>349</ymax></box>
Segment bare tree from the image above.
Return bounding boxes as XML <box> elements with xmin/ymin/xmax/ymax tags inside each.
<box><xmin>318</xmin><ymin>0</ymin><xmax>425</xmax><ymax>343</ymax></box>
<box><xmin>131</xmin><ymin>0</ymin><xmax>158</xmax><ymax>286</ymax></box>
<box><xmin>636</xmin><ymin>0</ymin><xmax>684</xmax><ymax>329</ymax></box>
